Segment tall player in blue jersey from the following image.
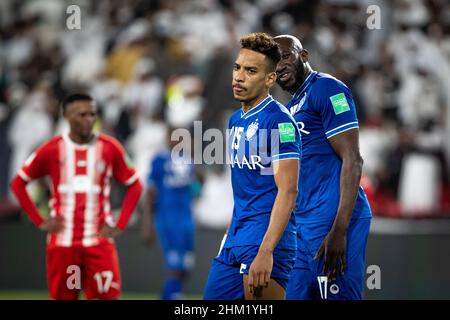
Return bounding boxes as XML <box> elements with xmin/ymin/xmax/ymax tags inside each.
<box><xmin>141</xmin><ymin>128</ymin><xmax>203</xmax><ymax>300</ymax></box>
<box><xmin>203</xmin><ymin>33</ymin><xmax>301</xmax><ymax>300</ymax></box>
<box><xmin>273</xmin><ymin>35</ymin><xmax>372</xmax><ymax>300</ymax></box>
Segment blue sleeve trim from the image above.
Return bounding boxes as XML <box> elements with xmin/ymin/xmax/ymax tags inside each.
<box><xmin>325</xmin><ymin>122</ymin><xmax>359</xmax><ymax>139</ymax></box>
<box><xmin>272</xmin><ymin>152</ymin><xmax>300</xmax><ymax>161</ymax></box>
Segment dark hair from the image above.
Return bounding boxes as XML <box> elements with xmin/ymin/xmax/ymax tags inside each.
<box><xmin>240</xmin><ymin>32</ymin><xmax>281</xmax><ymax>71</ymax></box>
<box><xmin>61</xmin><ymin>93</ymin><xmax>94</xmax><ymax>112</ymax></box>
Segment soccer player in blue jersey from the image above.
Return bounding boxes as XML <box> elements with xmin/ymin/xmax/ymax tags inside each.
<box><xmin>203</xmin><ymin>33</ymin><xmax>301</xmax><ymax>300</ymax></box>
<box><xmin>273</xmin><ymin>35</ymin><xmax>372</xmax><ymax>300</ymax></box>
<box><xmin>141</xmin><ymin>128</ymin><xmax>203</xmax><ymax>300</ymax></box>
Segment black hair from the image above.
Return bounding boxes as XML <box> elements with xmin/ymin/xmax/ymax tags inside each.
<box><xmin>61</xmin><ymin>93</ymin><xmax>94</xmax><ymax>112</ymax></box>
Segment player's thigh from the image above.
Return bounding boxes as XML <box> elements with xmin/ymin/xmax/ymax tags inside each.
<box><xmin>243</xmin><ymin>276</ymin><xmax>286</xmax><ymax>300</ymax></box>
<box><xmin>286</xmin><ymin>268</ymin><xmax>318</xmax><ymax>300</ymax></box>
<box><xmin>164</xmin><ymin>247</ymin><xmax>195</xmax><ymax>273</ymax></box>
<box><xmin>312</xmin><ymin>218</ymin><xmax>371</xmax><ymax>300</ymax></box>
<box><xmin>164</xmin><ymin>227</ymin><xmax>195</xmax><ymax>273</ymax></box>
<box><xmin>46</xmin><ymin>246</ymin><xmax>82</xmax><ymax>300</ymax></box>
<box><xmin>335</xmin><ymin>217</ymin><xmax>371</xmax><ymax>300</ymax></box>
<box><xmin>238</xmin><ymin>246</ymin><xmax>295</xmax><ymax>300</ymax></box>
<box><xmin>271</xmin><ymin>248</ymin><xmax>296</xmax><ymax>291</ymax></box>
<box><xmin>203</xmin><ymin>249</ymin><xmax>243</xmax><ymax>300</ymax></box>
<box><xmin>82</xmin><ymin>239</ymin><xmax>121</xmax><ymax>300</ymax></box>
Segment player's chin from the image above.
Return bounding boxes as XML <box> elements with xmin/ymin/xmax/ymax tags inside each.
<box><xmin>276</xmin><ymin>80</ymin><xmax>288</xmax><ymax>90</ymax></box>
<box><xmin>277</xmin><ymin>79</ymin><xmax>294</xmax><ymax>91</ymax></box>
<box><xmin>233</xmin><ymin>92</ymin><xmax>246</xmax><ymax>101</ymax></box>
<box><xmin>81</xmin><ymin>128</ymin><xmax>94</xmax><ymax>138</ymax></box>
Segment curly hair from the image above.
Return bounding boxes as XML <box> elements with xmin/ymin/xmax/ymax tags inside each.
<box><xmin>240</xmin><ymin>32</ymin><xmax>281</xmax><ymax>71</ymax></box>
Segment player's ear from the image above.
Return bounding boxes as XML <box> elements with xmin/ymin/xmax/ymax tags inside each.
<box><xmin>266</xmin><ymin>70</ymin><xmax>277</xmax><ymax>88</ymax></box>
<box><xmin>300</xmin><ymin>49</ymin><xmax>309</xmax><ymax>63</ymax></box>
<box><xmin>62</xmin><ymin>107</ymin><xmax>69</xmax><ymax>119</ymax></box>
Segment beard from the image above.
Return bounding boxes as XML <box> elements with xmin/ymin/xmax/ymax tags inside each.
<box><xmin>278</xmin><ymin>60</ymin><xmax>307</xmax><ymax>94</ymax></box>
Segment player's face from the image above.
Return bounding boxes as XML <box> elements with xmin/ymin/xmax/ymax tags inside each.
<box><xmin>64</xmin><ymin>101</ymin><xmax>97</xmax><ymax>139</ymax></box>
<box><xmin>275</xmin><ymin>38</ymin><xmax>308</xmax><ymax>93</ymax></box>
<box><xmin>232</xmin><ymin>48</ymin><xmax>276</xmax><ymax>107</ymax></box>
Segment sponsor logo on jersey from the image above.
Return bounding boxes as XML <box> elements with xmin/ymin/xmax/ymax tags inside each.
<box><xmin>290</xmin><ymin>92</ymin><xmax>307</xmax><ymax>115</ymax></box>
<box><xmin>278</xmin><ymin>123</ymin><xmax>296</xmax><ymax>143</ymax></box>
<box><xmin>330</xmin><ymin>92</ymin><xmax>350</xmax><ymax>115</ymax></box>
<box><xmin>230</xmin><ymin>154</ymin><xmax>264</xmax><ymax>170</ymax></box>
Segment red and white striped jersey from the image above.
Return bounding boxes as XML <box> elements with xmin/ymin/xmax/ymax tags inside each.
<box><xmin>18</xmin><ymin>133</ymin><xmax>139</xmax><ymax>248</ymax></box>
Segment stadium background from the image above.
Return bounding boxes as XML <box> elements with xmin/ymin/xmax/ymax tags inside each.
<box><xmin>1</xmin><ymin>0</ymin><xmax>450</xmax><ymax>299</ymax></box>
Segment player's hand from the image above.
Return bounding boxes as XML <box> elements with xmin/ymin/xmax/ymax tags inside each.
<box><xmin>314</xmin><ymin>227</ymin><xmax>347</xmax><ymax>282</ymax></box>
<box><xmin>248</xmin><ymin>249</ymin><xmax>273</xmax><ymax>298</ymax></box>
<box><xmin>39</xmin><ymin>216</ymin><xmax>64</xmax><ymax>233</ymax></box>
<box><xmin>140</xmin><ymin>224</ymin><xmax>156</xmax><ymax>247</ymax></box>
<box><xmin>97</xmin><ymin>225</ymin><xmax>122</xmax><ymax>238</ymax></box>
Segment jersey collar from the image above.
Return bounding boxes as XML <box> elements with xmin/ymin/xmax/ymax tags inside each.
<box><xmin>292</xmin><ymin>70</ymin><xmax>318</xmax><ymax>101</ymax></box>
<box><xmin>63</xmin><ymin>131</ymin><xmax>99</xmax><ymax>149</ymax></box>
<box><xmin>240</xmin><ymin>95</ymin><xmax>273</xmax><ymax>119</ymax></box>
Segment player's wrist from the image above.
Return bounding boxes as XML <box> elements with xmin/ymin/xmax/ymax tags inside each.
<box><xmin>331</xmin><ymin>222</ymin><xmax>348</xmax><ymax>235</ymax></box>
<box><xmin>115</xmin><ymin>224</ymin><xmax>125</xmax><ymax>232</ymax></box>
<box><xmin>258</xmin><ymin>245</ymin><xmax>274</xmax><ymax>255</ymax></box>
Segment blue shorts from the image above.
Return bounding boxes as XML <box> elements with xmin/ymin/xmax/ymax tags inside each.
<box><xmin>157</xmin><ymin>223</ymin><xmax>194</xmax><ymax>272</ymax></box>
<box><xmin>203</xmin><ymin>245</ymin><xmax>296</xmax><ymax>300</ymax></box>
<box><xmin>286</xmin><ymin>217</ymin><xmax>371</xmax><ymax>300</ymax></box>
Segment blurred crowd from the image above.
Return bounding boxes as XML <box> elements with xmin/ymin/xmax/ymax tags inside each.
<box><xmin>1</xmin><ymin>0</ymin><xmax>450</xmax><ymax>224</ymax></box>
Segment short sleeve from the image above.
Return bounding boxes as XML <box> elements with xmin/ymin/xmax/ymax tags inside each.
<box><xmin>269</xmin><ymin>109</ymin><xmax>302</xmax><ymax>162</ymax></box>
<box><xmin>111</xmin><ymin>140</ymin><xmax>139</xmax><ymax>186</ymax></box>
<box><xmin>313</xmin><ymin>78</ymin><xmax>359</xmax><ymax>139</ymax></box>
<box><xmin>18</xmin><ymin>144</ymin><xmax>50</xmax><ymax>182</ymax></box>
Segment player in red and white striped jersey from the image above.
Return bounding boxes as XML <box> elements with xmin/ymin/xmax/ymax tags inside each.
<box><xmin>10</xmin><ymin>93</ymin><xmax>143</xmax><ymax>300</ymax></box>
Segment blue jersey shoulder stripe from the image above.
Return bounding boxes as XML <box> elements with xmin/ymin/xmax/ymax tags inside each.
<box><xmin>325</xmin><ymin>121</ymin><xmax>359</xmax><ymax>139</ymax></box>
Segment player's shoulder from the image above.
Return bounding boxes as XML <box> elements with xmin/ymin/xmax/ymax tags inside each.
<box><xmin>228</xmin><ymin>108</ymin><xmax>242</xmax><ymax>126</ymax></box>
<box><xmin>267</xmin><ymin>98</ymin><xmax>290</xmax><ymax>114</ymax></box>
<box><xmin>312</xmin><ymin>72</ymin><xmax>349</xmax><ymax>93</ymax></box>
<box><xmin>265</xmin><ymin>98</ymin><xmax>295</xmax><ymax>122</ymax></box>
<box><xmin>97</xmin><ymin>133</ymin><xmax>125</xmax><ymax>151</ymax></box>
<box><xmin>37</xmin><ymin>135</ymin><xmax>63</xmax><ymax>154</ymax></box>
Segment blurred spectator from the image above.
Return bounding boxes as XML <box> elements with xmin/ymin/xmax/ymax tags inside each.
<box><xmin>123</xmin><ymin>58</ymin><xmax>164</xmax><ymax>122</ymax></box>
<box><xmin>165</xmin><ymin>74</ymin><xmax>204</xmax><ymax>128</ymax></box>
<box><xmin>7</xmin><ymin>82</ymin><xmax>55</xmax><ymax>204</ymax></box>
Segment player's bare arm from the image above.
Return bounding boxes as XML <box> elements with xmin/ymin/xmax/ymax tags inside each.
<box><xmin>314</xmin><ymin>129</ymin><xmax>363</xmax><ymax>281</ymax></box>
<box><xmin>246</xmin><ymin>158</ymin><xmax>299</xmax><ymax>299</ymax></box>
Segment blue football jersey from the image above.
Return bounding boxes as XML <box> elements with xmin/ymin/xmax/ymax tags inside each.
<box><xmin>286</xmin><ymin>71</ymin><xmax>372</xmax><ymax>223</ymax></box>
<box><xmin>147</xmin><ymin>151</ymin><xmax>194</xmax><ymax>226</ymax></box>
<box><xmin>224</xmin><ymin>95</ymin><xmax>301</xmax><ymax>250</ymax></box>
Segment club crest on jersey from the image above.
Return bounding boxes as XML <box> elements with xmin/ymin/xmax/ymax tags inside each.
<box><xmin>290</xmin><ymin>92</ymin><xmax>307</xmax><ymax>115</ymax></box>
<box><xmin>246</xmin><ymin>120</ymin><xmax>259</xmax><ymax>141</ymax></box>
